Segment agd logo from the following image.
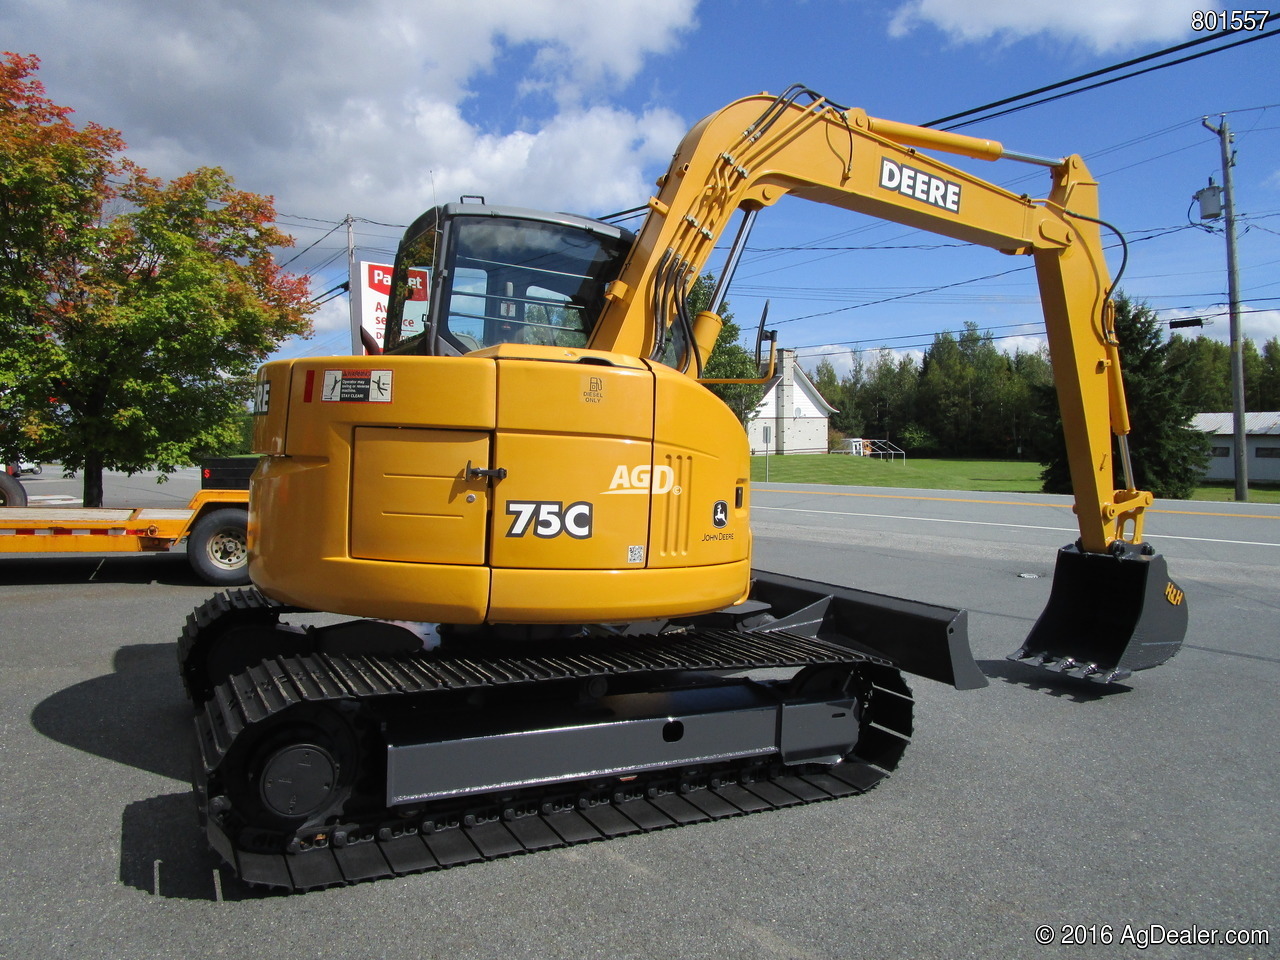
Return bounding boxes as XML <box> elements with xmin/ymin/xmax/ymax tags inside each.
<box><xmin>605</xmin><ymin>464</ymin><xmax>680</xmax><ymax>495</ymax></box>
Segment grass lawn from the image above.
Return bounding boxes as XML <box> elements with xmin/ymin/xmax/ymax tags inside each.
<box><xmin>750</xmin><ymin>454</ymin><xmax>1280</xmax><ymax>504</ymax></box>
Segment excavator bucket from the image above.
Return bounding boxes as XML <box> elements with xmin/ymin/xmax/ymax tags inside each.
<box><xmin>1007</xmin><ymin>542</ymin><xmax>1187</xmax><ymax>684</ymax></box>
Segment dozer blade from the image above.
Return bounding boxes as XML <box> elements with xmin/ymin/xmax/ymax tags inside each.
<box><xmin>1008</xmin><ymin>542</ymin><xmax>1187</xmax><ymax>683</ymax></box>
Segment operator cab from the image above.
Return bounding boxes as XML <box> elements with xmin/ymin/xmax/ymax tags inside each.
<box><xmin>382</xmin><ymin>201</ymin><xmax>634</xmax><ymax>356</ymax></box>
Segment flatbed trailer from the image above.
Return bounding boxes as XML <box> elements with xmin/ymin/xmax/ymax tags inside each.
<box><xmin>0</xmin><ymin>460</ymin><xmax>253</xmax><ymax>585</ymax></box>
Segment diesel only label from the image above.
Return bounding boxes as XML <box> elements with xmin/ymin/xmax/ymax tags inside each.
<box><xmin>879</xmin><ymin>157</ymin><xmax>961</xmax><ymax>213</ymax></box>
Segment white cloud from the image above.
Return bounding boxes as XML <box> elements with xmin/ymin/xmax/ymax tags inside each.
<box><xmin>1235</xmin><ymin>306</ymin><xmax>1280</xmax><ymax>344</ymax></box>
<box><xmin>308</xmin><ymin>292</ymin><xmax>353</xmax><ymax>337</ymax></box>
<box><xmin>797</xmin><ymin>346</ymin><xmax>859</xmax><ymax>380</ymax></box>
<box><xmin>888</xmin><ymin>0</ymin><xmax>1201</xmax><ymax>52</ymax></box>
<box><xmin>999</xmin><ymin>333</ymin><xmax>1049</xmax><ymax>356</ymax></box>
<box><xmin>2</xmin><ymin>0</ymin><xmax>698</xmax><ymax>224</ymax></box>
<box><xmin>290</xmin><ymin>95</ymin><xmax>686</xmax><ymax>223</ymax></box>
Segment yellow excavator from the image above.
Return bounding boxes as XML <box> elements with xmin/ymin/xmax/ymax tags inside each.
<box><xmin>179</xmin><ymin>86</ymin><xmax>1186</xmax><ymax>890</ymax></box>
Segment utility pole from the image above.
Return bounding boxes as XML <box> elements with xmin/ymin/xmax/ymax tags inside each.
<box><xmin>345</xmin><ymin>215</ymin><xmax>360</xmax><ymax>354</ymax></box>
<box><xmin>1201</xmin><ymin>115</ymin><xmax>1248</xmax><ymax>501</ymax></box>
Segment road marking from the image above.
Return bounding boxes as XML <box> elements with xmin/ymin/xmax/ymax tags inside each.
<box><xmin>754</xmin><ymin>487</ymin><xmax>1280</xmax><ymax>521</ymax></box>
<box><xmin>756</xmin><ymin>505</ymin><xmax>1076</xmax><ymax>535</ymax></box>
<box><xmin>27</xmin><ymin>495</ymin><xmax>82</xmax><ymax>505</ymax></box>
<box><xmin>754</xmin><ymin>505</ymin><xmax>1280</xmax><ymax>547</ymax></box>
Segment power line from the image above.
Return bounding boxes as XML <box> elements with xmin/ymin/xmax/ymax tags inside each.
<box><xmin>924</xmin><ymin>31</ymin><xmax>1231</xmax><ymax>126</ymax></box>
<box><xmin>926</xmin><ymin>26</ymin><xmax>1280</xmax><ymax>130</ymax></box>
<box><xmin>773</xmin><ymin>223</ymin><xmax>1197</xmax><ymax>323</ymax></box>
<box><xmin>279</xmin><ymin>220</ymin><xmax>344</xmax><ymax>269</ymax></box>
<box><xmin>788</xmin><ymin>303</ymin><xmax>1280</xmax><ymax>366</ymax></box>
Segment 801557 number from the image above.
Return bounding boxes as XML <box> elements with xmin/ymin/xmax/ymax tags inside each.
<box><xmin>1191</xmin><ymin>10</ymin><xmax>1270</xmax><ymax>30</ymax></box>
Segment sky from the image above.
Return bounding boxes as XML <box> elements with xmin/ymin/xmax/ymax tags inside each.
<box><xmin>5</xmin><ymin>0</ymin><xmax>1279</xmax><ymax>375</ymax></box>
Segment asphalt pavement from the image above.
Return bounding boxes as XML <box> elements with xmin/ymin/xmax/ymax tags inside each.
<box><xmin>0</xmin><ymin>472</ymin><xmax>1275</xmax><ymax>959</ymax></box>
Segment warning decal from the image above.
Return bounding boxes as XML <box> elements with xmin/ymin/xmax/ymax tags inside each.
<box><xmin>322</xmin><ymin>369</ymin><xmax>393</xmax><ymax>403</ymax></box>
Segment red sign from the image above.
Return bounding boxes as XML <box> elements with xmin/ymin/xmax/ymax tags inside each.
<box><xmin>367</xmin><ymin>264</ymin><xmax>427</xmax><ymax>300</ymax></box>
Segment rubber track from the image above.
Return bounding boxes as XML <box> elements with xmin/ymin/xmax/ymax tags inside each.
<box><xmin>228</xmin><ymin>754</ymin><xmax>901</xmax><ymax>892</ymax></box>
<box><xmin>191</xmin><ymin>616</ymin><xmax>913</xmax><ymax>892</ymax></box>
<box><xmin>178</xmin><ymin>588</ymin><xmax>299</xmax><ymax>701</ymax></box>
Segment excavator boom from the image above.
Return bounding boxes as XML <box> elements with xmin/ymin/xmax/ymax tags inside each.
<box><xmin>580</xmin><ymin>86</ymin><xmax>1187</xmax><ymax>680</ymax></box>
<box><xmin>593</xmin><ymin>87</ymin><xmax>1144</xmax><ymax>557</ymax></box>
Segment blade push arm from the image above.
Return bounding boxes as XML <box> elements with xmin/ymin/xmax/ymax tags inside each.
<box><xmin>590</xmin><ymin>88</ymin><xmax>1144</xmax><ymax>554</ymax></box>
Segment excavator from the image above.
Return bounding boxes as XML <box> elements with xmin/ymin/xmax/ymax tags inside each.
<box><xmin>178</xmin><ymin>86</ymin><xmax>1187</xmax><ymax>890</ymax></box>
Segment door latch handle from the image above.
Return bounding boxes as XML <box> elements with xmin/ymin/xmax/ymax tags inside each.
<box><xmin>465</xmin><ymin>460</ymin><xmax>507</xmax><ymax>482</ymax></box>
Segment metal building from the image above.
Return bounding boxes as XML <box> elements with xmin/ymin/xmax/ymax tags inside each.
<box><xmin>1193</xmin><ymin>412</ymin><xmax>1280</xmax><ymax>482</ymax></box>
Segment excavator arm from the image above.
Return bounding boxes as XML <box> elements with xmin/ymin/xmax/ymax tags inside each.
<box><xmin>591</xmin><ymin>87</ymin><xmax>1140</xmax><ymax>555</ymax></box>
<box><xmin>586</xmin><ymin>87</ymin><xmax>1186</xmax><ymax>681</ymax></box>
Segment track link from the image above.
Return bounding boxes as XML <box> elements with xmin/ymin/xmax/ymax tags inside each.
<box><xmin>184</xmin><ymin>594</ymin><xmax>916</xmax><ymax>892</ymax></box>
<box><xmin>223</xmin><ymin>742</ymin><xmax>902</xmax><ymax>892</ymax></box>
<box><xmin>179</xmin><ymin>588</ymin><xmax>307</xmax><ymax>702</ymax></box>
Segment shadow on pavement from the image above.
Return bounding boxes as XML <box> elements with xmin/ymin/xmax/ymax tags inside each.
<box><xmin>31</xmin><ymin>643</ymin><xmax>191</xmax><ymax>781</ymax></box>
<box><xmin>0</xmin><ymin>554</ymin><xmax>204</xmax><ymax>586</ymax></box>
<box><xmin>120</xmin><ymin>794</ymin><xmax>273</xmax><ymax>901</ymax></box>
<box><xmin>32</xmin><ymin>643</ymin><xmax>278</xmax><ymax>901</ymax></box>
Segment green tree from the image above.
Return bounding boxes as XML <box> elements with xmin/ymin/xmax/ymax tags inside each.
<box><xmin>1242</xmin><ymin>338</ymin><xmax>1265</xmax><ymax>412</ymax></box>
<box><xmin>917</xmin><ymin>329</ymin><xmax>970</xmax><ymax>454</ymax></box>
<box><xmin>967</xmin><ymin>326</ymin><xmax>1022</xmax><ymax>456</ymax></box>
<box><xmin>0</xmin><ymin>54</ymin><xmax>314</xmax><ymax>505</ymax></box>
<box><xmin>810</xmin><ymin>355</ymin><xmax>862</xmax><ymax>438</ymax></box>
<box><xmin>1038</xmin><ymin>294</ymin><xmax>1209</xmax><ymax>499</ymax></box>
<box><xmin>686</xmin><ymin>274</ymin><xmax>764</xmax><ymax>426</ymax></box>
<box><xmin>1007</xmin><ymin>346</ymin><xmax>1053</xmax><ymax>458</ymax></box>
<box><xmin>853</xmin><ymin>347</ymin><xmax>918</xmax><ymax>443</ymax></box>
<box><xmin>916</xmin><ymin>321</ymin><xmax>1026</xmax><ymax>457</ymax></box>
<box><xmin>1259</xmin><ymin>337</ymin><xmax>1280</xmax><ymax>411</ymax></box>
<box><xmin>812</xmin><ymin>357</ymin><xmax>840</xmax><ymax>406</ymax></box>
<box><xmin>1</xmin><ymin>53</ymin><xmax>124</xmax><ymax>459</ymax></box>
<box><xmin>1166</xmin><ymin>334</ymin><xmax>1230</xmax><ymax>412</ymax></box>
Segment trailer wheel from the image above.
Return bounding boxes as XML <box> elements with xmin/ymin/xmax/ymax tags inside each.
<box><xmin>189</xmin><ymin>507</ymin><xmax>250</xmax><ymax>586</ymax></box>
<box><xmin>0</xmin><ymin>471</ymin><xmax>27</xmax><ymax>507</ymax></box>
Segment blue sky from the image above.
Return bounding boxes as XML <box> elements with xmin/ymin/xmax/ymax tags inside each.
<box><xmin>5</xmin><ymin>0</ymin><xmax>1278</xmax><ymax>372</ymax></box>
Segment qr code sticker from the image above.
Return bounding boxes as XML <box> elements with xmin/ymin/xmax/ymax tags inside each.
<box><xmin>627</xmin><ymin>545</ymin><xmax>645</xmax><ymax>564</ymax></box>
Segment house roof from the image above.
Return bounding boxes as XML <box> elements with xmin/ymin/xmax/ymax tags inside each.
<box><xmin>793</xmin><ymin>362</ymin><xmax>838</xmax><ymax>415</ymax></box>
<box><xmin>1192</xmin><ymin>412</ymin><xmax>1280</xmax><ymax>436</ymax></box>
<box><xmin>752</xmin><ymin>351</ymin><xmax>838</xmax><ymax>416</ymax></box>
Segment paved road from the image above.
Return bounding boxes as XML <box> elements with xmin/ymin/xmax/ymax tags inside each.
<box><xmin>1</xmin><ymin>477</ymin><xmax>1275</xmax><ymax>959</ymax></box>
<box><xmin>12</xmin><ymin>465</ymin><xmax>204</xmax><ymax>510</ymax></box>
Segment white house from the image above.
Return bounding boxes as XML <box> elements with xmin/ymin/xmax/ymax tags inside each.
<box><xmin>1193</xmin><ymin>412</ymin><xmax>1280</xmax><ymax>482</ymax></box>
<box><xmin>746</xmin><ymin>349</ymin><xmax>836</xmax><ymax>455</ymax></box>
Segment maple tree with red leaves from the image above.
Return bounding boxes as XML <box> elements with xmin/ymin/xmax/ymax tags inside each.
<box><xmin>1</xmin><ymin>53</ymin><xmax>314</xmax><ymax>506</ymax></box>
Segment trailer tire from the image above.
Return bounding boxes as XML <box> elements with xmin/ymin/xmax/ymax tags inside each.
<box><xmin>0</xmin><ymin>471</ymin><xmax>27</xmax><ymax>507</ymax></box>
<box><xmin>188</xmin><ymin>507</ymin><xmax>250</xmax><ymax>586</ymax></box>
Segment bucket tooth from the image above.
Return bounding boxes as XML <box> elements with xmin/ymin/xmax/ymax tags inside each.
<box><xmin>1008</xmin><ymin>542</ymin><xmax>1186</xmax><ymax>684</ymax></box>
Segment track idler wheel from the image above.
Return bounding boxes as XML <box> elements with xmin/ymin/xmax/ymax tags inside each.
<box><xmin>179</xmin><ymin>590</ymin><xmax>314</xmax><ymax>703</ymax></box>
<box><xmin>258</xmin><ymin>743</ymin><xmax>341</xmax><ymax>821</ymax></box>
<box><xmin>210</xmin><ymin>704</ymin><xmax>367</xmax><ymax>852</ymax></box>
<box><xmin>784</xmin><ymin>662</ymin><xmax>912</xmax><ymax>776</ymax></box>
